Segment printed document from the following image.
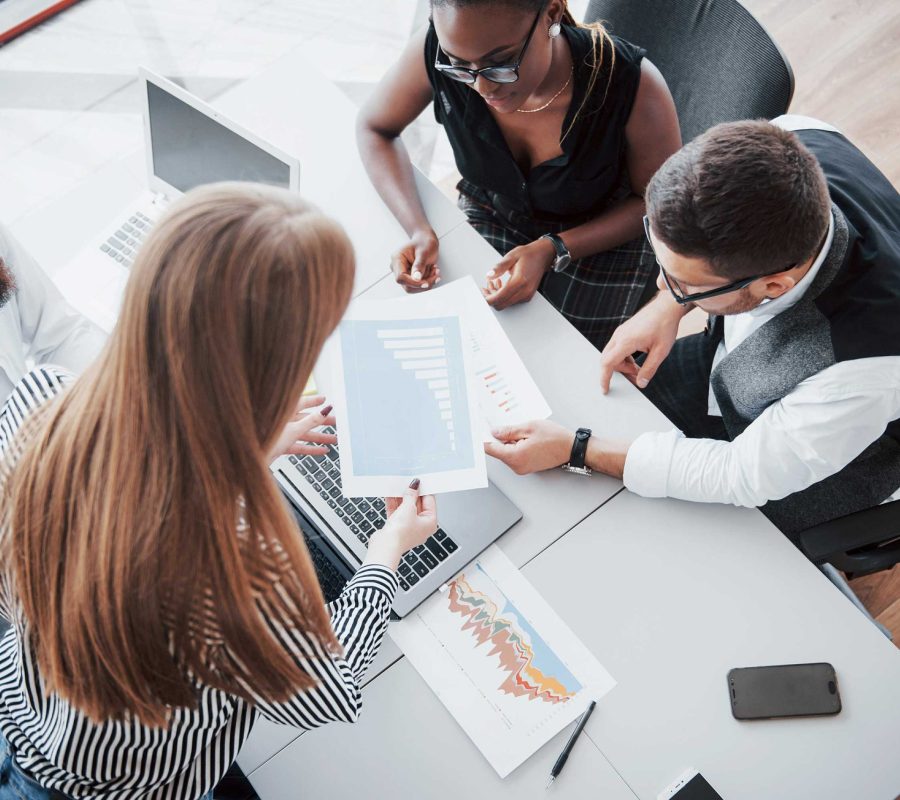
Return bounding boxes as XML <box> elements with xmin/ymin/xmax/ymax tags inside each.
<box><xmin>390</xmin><ymin>546</ymin><xmax>616</xmax><ymax>778</ymax></box>
<box><xmin>332</xmin><ymin>287</ymin><xmax>488</xmax><ymax>497</ymax></box>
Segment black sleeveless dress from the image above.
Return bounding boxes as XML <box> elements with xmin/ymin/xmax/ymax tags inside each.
<box><xmin>424</xmin><ymin>23</ymin><xmax>657</xmax><ymax>349</ymax></box>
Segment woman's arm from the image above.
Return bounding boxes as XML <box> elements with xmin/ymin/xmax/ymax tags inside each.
<box><xmin>485</xmin><ymin>60</ymin><xmax>681</xmax><ymax>309</ymax></box>
<box><xmin>249</xmin><ymin>566</ymin><xmax>398</xmax><ymax>728</ymax></box>
<box><xmin>559</xmin><ymin>59</ymin><xmax>681</xmax><ymax>258</ymax></box>
<box><xmin>248</xmin><ymin>485</ymin><xmax>437</xmax><ymax>728</ymax></box>
<box><xmin>357</xmin><ymin>25</ymin><xmax>442</xmax><ymax>290</ymax></box>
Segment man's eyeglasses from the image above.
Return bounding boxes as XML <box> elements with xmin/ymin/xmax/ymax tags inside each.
<box><xmin>642</xmin><ymin>215</ymin><xmax>792</xmax><ymax>306</ymax></box>
<box><xmin>433</xmin><ymin>4</ymin><xmax>544</xmax><ymax>85</ymax></box>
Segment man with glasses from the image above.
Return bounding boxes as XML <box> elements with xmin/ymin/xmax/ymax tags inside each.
<box><xmin>486</xmin><ymin>118</ymin><xmax>900</xmax><ymax>538</ymax></box>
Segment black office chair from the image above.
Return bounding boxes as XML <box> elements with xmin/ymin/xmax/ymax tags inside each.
<box><xmin>583</xmin><ymin>0</ymin><xmax>795</xmax><ymax>142</ymax></box>
<box><xmin>798</xmin><ymin>500</ymin><xmax>900</xmax><ymax>579</ymax></box>
<box><xmin>794</xmin><ymin>501</ymin><xmax>900</xmax><ymax>639</ymax></box>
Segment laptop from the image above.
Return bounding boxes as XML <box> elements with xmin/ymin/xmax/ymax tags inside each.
<box><xmin>61</xmin><ymin>67</ymin><xmax>301</xmax><ymax>331</ymax></box>
<box><xmin>273</xmin><ymin>427</ymin><xmax>522</xmax><ymax>617</ymax></box>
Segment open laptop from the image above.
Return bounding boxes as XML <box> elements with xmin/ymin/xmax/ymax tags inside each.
<box><xmin>273</xmin><ymin>429</ymin><xmax>521</xmax><ymax>617</ymax></box>
<box><xmin>61</xmin><ymin>67</ymin><xmax>301</xmax><ymax>331</ymax></box>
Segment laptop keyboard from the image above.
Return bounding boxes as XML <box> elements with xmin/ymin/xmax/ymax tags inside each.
<box><xmin>305</xmin><ymin>534</ymin><xmax>351</xmax><ymax>604</ymax></box>
<box><xmin>98</xmin><ymin>211</ymin><xmax>155</xmax><ymax>270</ymax></box>
<box><xmin>286</xmin><ymin>426</ymin><xmax>459</xmax><ymax>593</ymax></box>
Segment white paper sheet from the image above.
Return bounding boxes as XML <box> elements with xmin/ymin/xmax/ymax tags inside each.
<box><xmin>390</xmin><ymin>545</ymin><xmax>616</xmax><ymax>778</ymax></box>
<box><xmin>331</xmin><ymin>288</ymin><xmax>488</xmax><ymax>497</ymax></box>
<box><xmin>387</xmin><ymin>277</ymin><xmax>552</xmax><ymax>433</ymax></box>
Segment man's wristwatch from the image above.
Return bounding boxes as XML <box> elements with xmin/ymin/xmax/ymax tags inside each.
<box><xmin>561</xmin><ymin>427</ymin><xmax>592</xmax><ymax>476</ymax></box>
<box><xmin>540</xmin><ymin>233</ymin><xmax>571</xmax><ymax>273</ymax></box>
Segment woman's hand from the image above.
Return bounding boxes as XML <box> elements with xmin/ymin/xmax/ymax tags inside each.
<box><xmin>266</xmin><ymin>395</ymin><xmax>337</xmax><ymax>463</ymax></box>
<box><xmin>365</xmin><ymin>479</ymin><xmax>438</xmax><ymax>571</ymax></box>
<box><xmin>390</xmin><ymin>228</ymin><xmax>441</xmax><ymax>293</ymax></box>
<box><xmin>483</xmin><ymin>237</ymin><xmax>555</xmax><ymax>310</ymax></box>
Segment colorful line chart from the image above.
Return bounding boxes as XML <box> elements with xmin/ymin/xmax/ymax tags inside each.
<box><xmin>447</xmin><ymin>568</ymin><xmax>580</xmax><ymax>704</ymax></box>
<box><xmin>390</xmin><ymin>546</ymin><xmax>616</xmax><ymax>777</ymax></box>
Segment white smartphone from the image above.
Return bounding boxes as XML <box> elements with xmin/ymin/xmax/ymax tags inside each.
<box><xmin>658</xmin><ymin>769</ymin><xmax>724</xmax><ymax>800</ymax></box>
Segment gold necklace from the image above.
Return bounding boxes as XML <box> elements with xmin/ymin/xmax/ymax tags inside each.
<box><xmin>515</xmin><ymin>67</ymin><xmax>573</xmax><ymax>114</ymax></box>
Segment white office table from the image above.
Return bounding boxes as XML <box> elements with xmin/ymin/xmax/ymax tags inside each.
<box><xmin>527</xmin><ymin>490</ymin><xmax>900</xmax><ymax>800</ymax></box>
<box><xmin>248</xmin><ymin>657</ymin><xmax>639</xmax><ymax>800</ymax></box>
<box><xmin>250</xmin><ymin>490</ymin><xmax>900</xmax><ymax>799</ymax></box>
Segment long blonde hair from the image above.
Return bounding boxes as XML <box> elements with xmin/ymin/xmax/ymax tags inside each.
<box><xmin>1</xmin><ymin>183</ymin><xmax>355</xmax><ymax>727</ymax></box>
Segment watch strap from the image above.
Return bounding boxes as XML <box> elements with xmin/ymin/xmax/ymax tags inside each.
<box><xmin>541</xmin><ymin>233</ymin><xmax>568</xmax><ymax>260</ymax></box>
<box><xmin>569</xmin><ymin>427</ymin><xmax>591</xmax><ymax>470</ymax></box>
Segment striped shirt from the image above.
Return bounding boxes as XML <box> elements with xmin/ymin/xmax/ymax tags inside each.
<box><xmin>0</xmin><ymin>367</ymin><xmax>398</xmax><ymax>799</ymax></box>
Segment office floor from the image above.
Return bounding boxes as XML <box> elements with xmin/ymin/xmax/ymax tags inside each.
<box><xmin>1</xmin><ymin>0</ymin><xmax>898</xmax><ymax>655</ymax></box>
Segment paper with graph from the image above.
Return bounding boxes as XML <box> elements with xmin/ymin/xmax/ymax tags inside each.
<box><xmin>333</xmin><ymin>289</ymin><xmax>487</xmax><ymax>497</ymax></box>
<box><xmin>417</xmin><ymin>277</ymin><xmax>551</xmax><ymax>431</ymax></box>
<box><xmin>390</xmin><ymin>546</ymin><xmax>616</xmax><ymax>777</ymax></box>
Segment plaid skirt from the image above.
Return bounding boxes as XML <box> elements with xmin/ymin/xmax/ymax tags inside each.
<box><xmin>457</xmin><ymin>179</ymin><xmax>657</xmax><ymax>350</ymax></box>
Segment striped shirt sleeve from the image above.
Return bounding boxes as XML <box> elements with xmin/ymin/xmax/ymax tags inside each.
<box><xmin>0</xmin><ymin>367</ymin><xmax>73</xmax><ymax>622</ymax></box>
<box><xmin>246</xmin><ymin>564</ymin><xmax>397</xmax><ymax>728</ymax></box>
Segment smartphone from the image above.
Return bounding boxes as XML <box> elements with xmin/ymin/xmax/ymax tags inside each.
<box><xmin>728</xmin><ymin>662</ymin><xmax>841</xmax><ymax>720</ymax></box>
<box><xmin>658</xmin><ymin>769</ymin><xmax>724</xmax><ymax>800</ymax></box>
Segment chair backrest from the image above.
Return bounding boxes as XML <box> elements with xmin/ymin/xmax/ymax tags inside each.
<box><xmin>583</xmin><ymin>0</ymin><xmax>794</xmax><ymax>143</ymax></box>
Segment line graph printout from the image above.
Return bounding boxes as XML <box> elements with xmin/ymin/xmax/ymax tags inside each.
<box><xmin>334</xmin><ymin>298</ymin><xmax>487</xmax><ymax>497</ymax></box>
<box><xmin>390</xmin><ymin>546</ymin><xmax>615</xmax><ymax>777</ymax></box>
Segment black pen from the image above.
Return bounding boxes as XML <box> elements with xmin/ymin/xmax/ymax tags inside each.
<box><xmin>546</xmin><ymin>700</ymin><xmax>596</xmax><ymax>789</ymax></box>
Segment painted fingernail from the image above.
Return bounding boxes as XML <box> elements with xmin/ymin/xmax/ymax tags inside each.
<box><xmin>436</xmin><ymin>277</ymin><xmax>442</xmax><ymax>283</ymax></box>
<box><xmin>421</xmin><ymin>283</ymin><xmax>429</xmax><ymax>289</ymax></box>
<box><xmin>409</xmin><ymin>478</ymin><xmax>420</xmax><ymax>490</ymax></box>
<box><xmin>321</xmin><ymin>404</ymin><xmax>333</xmax><ymax>416</ymax></box>
<box><xmin>486</xmin><ymin>270</ymin><xmax>495</xmax><ymax>277</ymax></box>
<box><xmin>412</xmin><ymin>271</ymin><xmax>422</xmax><ymax>280</ymax></box>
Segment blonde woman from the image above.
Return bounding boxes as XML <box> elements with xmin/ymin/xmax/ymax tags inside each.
<box><xmin>0</xmin><ymin>184</ymin><xmax>437</xmax><ymax>799</ymax></box>
<box><xmin>358</xmin><ymin>0</ymin><xmax>681</xmax><ymax>349</ymax></box>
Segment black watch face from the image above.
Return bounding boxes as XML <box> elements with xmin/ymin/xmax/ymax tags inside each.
<box><xmin>576</xmin><ymin>429</ymin><xmax>591</xmax><ymax>442</ymax></box>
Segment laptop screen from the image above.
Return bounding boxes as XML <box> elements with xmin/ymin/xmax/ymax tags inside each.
<box><xmin>146</xmin><ymin>81</ymin><xmax>292</xmax><ymax>193</ymax></box>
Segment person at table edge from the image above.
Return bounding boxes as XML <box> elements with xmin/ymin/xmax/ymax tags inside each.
<box><xmin>486</xmin><ymin>118</ymin><xmax>900</xmax><ymax>538</ymax></box>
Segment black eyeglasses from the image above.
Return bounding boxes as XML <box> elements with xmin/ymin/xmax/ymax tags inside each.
<box><xmin>642</xmin><ymin>216</ymin><xmax>793</xmax><ymax>306</ymax></box>
<box><xmin>433</xmin><ymin>4</ymin><xmax>544</xmax><ymax>85</ymax></box>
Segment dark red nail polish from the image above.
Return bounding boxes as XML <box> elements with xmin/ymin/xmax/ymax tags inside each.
<box><xmin>409</xmin><ymin>478</ymin><xmax>420</xmax><ymax>490</ymax></box>
<box><xmin>321</xmin><ymin>405</ymin><xmax>333</xmax><ymax>416</ymax></box>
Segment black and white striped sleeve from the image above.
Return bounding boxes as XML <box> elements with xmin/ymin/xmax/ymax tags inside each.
<box><xmin>0</xmin><ymin>366</ymin><xmax>72</xmax><ymax>453</ymax></box>
<box><xmin>247</xmin><ymin>564</ymin><xmax>397</xmax><ymax>729</ymax></box>
<box><xmin>0</xmin><ymin>367</ymin><xmax>73</xmax><ymax>621</ymax></box>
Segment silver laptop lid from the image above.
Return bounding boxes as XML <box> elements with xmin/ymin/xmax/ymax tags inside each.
<box><xmin>139</xmin><ymin>68</ymin><xmax>301</xmax><ymax>200</ymax></box>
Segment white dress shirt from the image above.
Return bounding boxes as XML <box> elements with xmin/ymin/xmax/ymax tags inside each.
<box><xmin>0</xmin><ymin>223</ymin><xmax>106</xmax><ymax>402</ymax></box>
<box><xmin>624</xmin><ymin>213</ymin><xmax>900</xmax><ymax>507</ymax></box>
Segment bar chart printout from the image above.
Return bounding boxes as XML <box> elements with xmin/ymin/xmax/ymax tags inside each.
<box><xmin>390</xmin><ymin>546</ymin><xmax>616</xmax><ymax>778</ymax></box>
<box><xmin>337</xmin><ymin>314</ymin><xmax>487</xmax><ymax>497</ymax></box>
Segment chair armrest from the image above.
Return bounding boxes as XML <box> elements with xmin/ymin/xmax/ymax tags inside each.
<box><xmin>798</xmin><ymin>500</ymin><xmax>900</xmax><ymax>568</ymax></box>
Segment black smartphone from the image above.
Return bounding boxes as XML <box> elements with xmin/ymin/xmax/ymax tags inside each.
<box><xmin>658</xmin><ymin>770</ymin><xmax>724</xmax><ymax>800</ymax></box>
<box><xmin>728</xmin><ymin>662</ymin><xmax>841</xmax><ymax>720</ymax></box>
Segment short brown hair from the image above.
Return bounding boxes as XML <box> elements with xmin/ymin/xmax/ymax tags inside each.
<box><xmin>646</xmin><ymin>121</ymin><xmax>831</xmax><ymax>280</ymax></box>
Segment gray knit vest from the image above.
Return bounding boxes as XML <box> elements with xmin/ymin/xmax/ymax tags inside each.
<box><xmin>708</xmin><ymin>205</ymin><xmax>900</xmax><ymax>537</ymax></box>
